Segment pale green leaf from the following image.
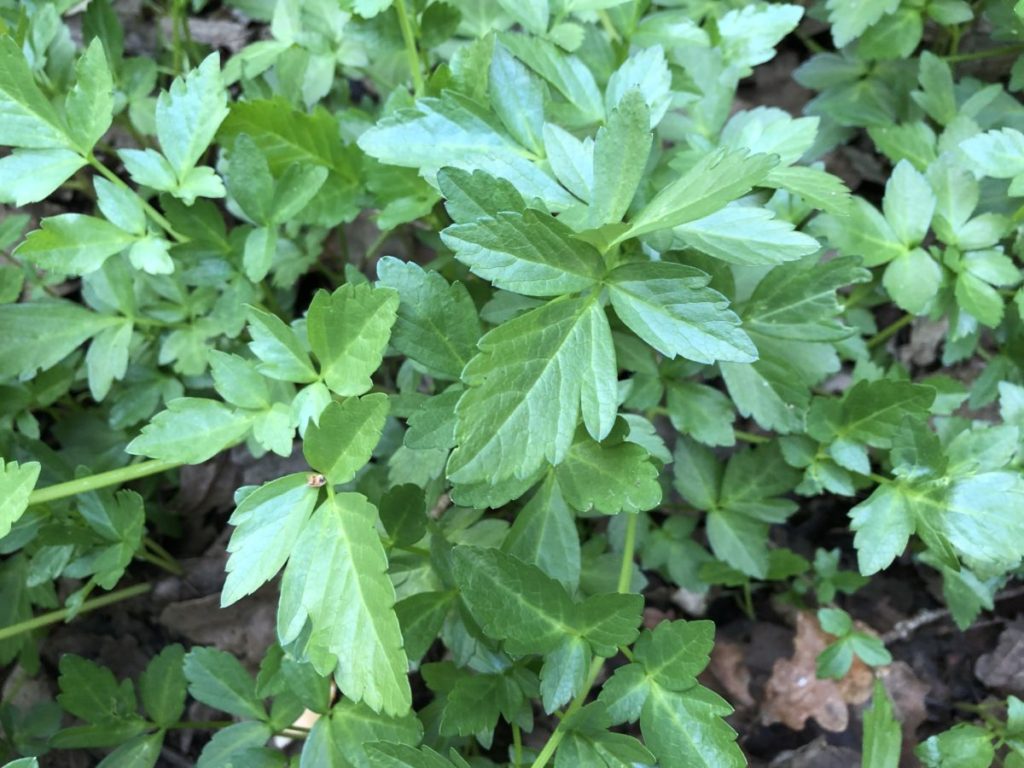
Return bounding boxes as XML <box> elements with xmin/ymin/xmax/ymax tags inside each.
<box><xmin>303</xmin><ymin>395</ymin><xmax>388</xmax><ymax>485</ymax></box>
<box><xmin>590</xmin><ymin>90</ymin><xmax>651</xmax><ymax>226</ymax></box>
<box><xmin>607</xmin><ymin>262</ymin><xmax>756</xmax><ymax>364</ymax></box>
<box><xmin>278</xmin><ymin>494</ymin><xmax>411</xmax><ymax>715</ymax></box>
<box><xmin>489</xmin><ymin>43</ymin><xmax>544</xmax><ymax>153</ymax></box>
<box><xmin>85</xmin><ymin>320</ymin><xmax>132</xmax><ymax>401</ymax></box>
<box><xmin>376</xmin><ymin>257</ymin><xmax>481</xmax><ymax>380</ymax></box>
<box><xmin>222</xmin><ymin>473</ymin><xmax>320</xmax><ymax>606</ymax></box>
<box><xmin>826</xmin><ymin>0</ymin><xmax>899</xmax><ymax>46</ymax></box>
<box><xmin>451</xmin><ymin>545</ymin><xmax>577</xmax><ymax>654</ymax></box>
<box><xmin>306</xmin><ymin>284</ymin><xmax>399</xmax><ymax>396</ymax></box>
<box><xmin>555</xmin><ymin>434</ymin><xmax>662</xmax><ymax>514</ymax></box>
<box><xmin>126</xmin><ymin>398</ymin><xmax>253</xmax><ymax>463</ymax></box>
<box><xmin>0</xmin><ymin>149</ymin><xmax>87</xmax><ymax>206</ymax></box>
<box><xmin>620</xmin><ymin>150</ymin><xmax>777</xmax><ymax>241</ymax></box>
<box><xmin>184</xmin><ymin>647</ymin><xmax>266</xmax><ymax>720</ymax></box>
<box><xmin>862</xmin><ymin>681</ymin><xmax>901</xmax><ymax>768</ymax></box>
<box><xmin>140</xmin><ymin>644</ymin><xmax>187</xmax><ymax>728</ymax></box>
<box><xmin>959</xmin><ymin>127</ymin><xmax>1024</xmax><ymax>180</ymax></box>
<box><xmin>0</xmin><ymin>36</ymin><xmax>71</xmax><ymax>149</ymax></box>
<box><xmin>883</xmin><ymin>248</ymin><xmax>942</xmax><ymax>314</ymax></box>
<box><xmin>65</xmin><ymin>39</ymin><xmax>114</xmax><ymax>152</ymax></box>
<box><xmin>0</xmin><ymin>459</ymin><xmax>40</xmax><ymax>540</ymax></box>
<box><xmin>156</xmin><ymin>53</ymin><xmax>229</xmax><ymax>178</ymax></box>
<box><xmin>641</xmin><ymin>685</ymin><xmax>744</xmax><ymax>768</ymax></box>
<box><xmin>96</xmin><ymin>732</ymin><xmax>162</xmax><ymax>768</ymax></box>
<box><xmin>246</xmin><ymin>305</ymin><xmax>318</xmax><ymax>384</ymax></box>
<box><xmin>883</xmin><ymin>160</ymin><xmax>935</xmax><ymax>247</ymax></box>
<box><xmin>196</xmin><ymin>722</ymin><xmax>272</xmax><ymax>768</ymax></box>
<box><xmin>673</xmin><ymin>205</ymin><xmax>820</xmax><ymax>266</ymax></box>
<box><xmin>441</xmin><ymin>209</ymin><xmax>605</xmax><ymax>297</ymax></box>
<box><xmin>504</xmin><ymin>474</ymin><xmax>581</xmax><ymax>591</ymax></box>
<box><xmin>16</xmin><ymin>214</ymin><xmax>138</xmax><ymax>276</ymax></box>
<box><xmin>0</xmin><ymin>299</ymin><xmax>120</xmax><ymax>379</ymax></box>
<box><xmin>448</xmin><ymin>295</ymin><xmax>617</xmax><ymax>484</ymax></box>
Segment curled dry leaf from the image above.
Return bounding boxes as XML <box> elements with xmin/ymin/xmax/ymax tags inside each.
<box><xmin>762</xmin><ymin>611</ymin><xmax>875</xmax><ymax>732</ymax></box>
<box><xmin>709</xmin><ymin>639</ymin><xmax>756</xmax><ymax>710</ymax></box>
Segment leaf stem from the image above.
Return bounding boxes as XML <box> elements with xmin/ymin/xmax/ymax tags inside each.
<box><xmin>944</xmin><ymin>44</ymin><xmax>1024</xmax><ymax>62</ymax></box>
<box><xmin>135</xmin><ymin>547</ymin><xmax>182</xmax><ymax>576</ymax></box>
<box><xmin>88</xmin><ymin>157</ymin><xmax>188</xmax><ymax>243</ymax></box>
<box><xmin>597</xmin><ymin>10</ymin><xmax>622</xmax><ymax>43</ymax></box>
<box><xmin>867</xmin><ymin>313</ymin><xmax>913</xmax><ymax>348</ymax></box>
<box><xmin>512</xmin><ymin>723</ymin><xmax>523</xmax><ymax>767</ymax></box>
<box><xmin>0</xmin><ymin>583</ymin><xmax>151</xmax><ymax>642</ymax></box>
<box><xmin>530</xmin><ymin>513</ymin><xmax>640</xmax><ymax>768</ymax></box>
<box><xmin>394</xmin><ymin>0</ymin><xmax>425</xmax><ymax>96</ymax></box>
<box><xmin>734</xmin><ymin>429</ymin><xmax>770</xmax><ymax>444</ymax></box>
<box><xmin>28</xmin><ymin>459</ymin><xmax>183</xmax><ymax>506</ymax></box>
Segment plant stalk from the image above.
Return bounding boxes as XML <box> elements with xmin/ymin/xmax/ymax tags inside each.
<box><xmin>88</xmin><ymin>158</ymin><xmax>188</xmax><ymax>243</ymax></box>
<box><xmin>0</xmin><ymin>583</ymin><xmax>151</xmax><ymax>642</ymax></box>
<box><xmin>28</xmin><ymin>459</ymin><xmax>183</xmax><ymax>506</ymax></box>
<box><xmin>530</xmin><ymin>513</ymin><xmax>640</xmax><ymax>768</ymax></box>
<box><xmin>394</xmin><ymin>0</ymin><xmax>425</xmax><ymax>96</ymax></box>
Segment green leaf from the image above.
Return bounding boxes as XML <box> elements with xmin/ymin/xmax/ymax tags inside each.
<box><xmin>640</xmin><ymin>684</ymin><xmax>744</xmax><ymax>768</ymax></box>
<box><xmin>57</xmin><ymin>655</ymin><xmax>137</xmax><ymax>725</ymax></box>
<box><xmin>554</xmin><ymin>433</ymin><xmax>662</xmax><ymax>514</ymax></box>
<box><xmin>837</xmin><ymin>380</ymin><xmax>935</xmax><ymax>447</ymax></box>
<box><xmin>673</xmin><ymin>205</ymin><xmax>821</xmax><ymax>266</ymax></box>
<box><xmin>278</xmin><ymin>494</ymin><xmax>411</xmax><ymax>715</ymax></box>
<box><xmin>65</xmin><ymin>39</ymin><xmax>114</xmax><ymax>152</ymax></box>
<box><xmin>358</xmin><ymin>92</ymin><xmax>573</xmax><ymax>210</ymax></box>
<box><xmin>379</xmin><ymin>484</ymin><xmax>428</xmax><ymax>547</ymax></box>
<box><xmin>196</xmin><ymin>722</ymin><xmax>273</xmax><ymax>768</ymax></box>
<box><xmin>209</xmin><ymin>351</ymin><xmax>270</xmax><ymax>410</ymax></box>
<box><xmin>306</xmin><ymin>284</ymin><xmax>399</xmax><ymax>397</ymax></box>
<box><xmin>619</xmin><ymin>149</ymin><xmax>777</xmax><ymax>241</ymax></box>
<box><xmin>0</xmin><ymin>149</ymin><xmax>87</xmax><ymax>206</ymax></box>
<box><xmin>227</xmin><ymin>133</ymin><xmax>274</xmax><ymax>224</ymax></box>
<box><xmin>183</xmin><ymin>647</ymin><xmax>266</xmax><ymax>720</ymax></box>
<box><xmin>301</xmin><ymin>701</ymin><xmax>422</xmax><ymax>767</ymax></box>
<box><xmin>96</xmin><ymin>732</ymin><xmax>163</xmax><ymax>768</ymax></box>
<box><xmin>498</xmin><ymin>33</ymin><xmax>604</xmax><ymax>124</ymax></box>
<box><xmin>449</xmin><ymin>295</ymin><xmax>617</xmax><ymax>484</ymax></box>
<box><xmin>126</xmin><ymin>398</ymin><xmax>253</xmax><ymax>464</ymax></box>
<box><xmin>916</xmin><ymin>724</ymin><xmax>994</xmax><ymax>768</ymax></box>
<box><xmin>883</xmin><ymin>160</ymin><xmax>935</xmax><ymax>247</ymax></box>
<box><xmin>672</xmin><ymin>438</ymin><xmax>721</xmax><ymax>511</ymax></box>
<box><xmin>396</xmin><ymin>591</ymin><xmax>454</xmax><ymax>662</ymax></box>
<box><xmin>740</xmin><ymin>256</ymin><xmax>869</xmax><ymax>341</ymax></box>
<box><xmin>140</xmin><ymin>644</ymin><xmax>187</xmax><ymax>728</ymax></box>
<box><xmin>607</xmin><ymin>262</ymin><xmax>756</xmax><ymax>364</ymax></box>
<box><xmin>706</xmin><ymin>509</ymin><xmax>771</xmax><ymax>578</ymax></box>
<box><xmin>156</xmin><ymin>53</ymin><xmax>229</xmax><ymax>179</ymax></box>
<box><xmin>246</xmin><ymin>305</ymin><xmax>318</xmax><ymax>384</ymax></box>
<box><xmin>489</xmin><ymin>43</ymin><xmax>545</xmax><ymax>154</ymax></box>
<box><xmin>0</xmin><ymin>299</ymin><xmax>121</xmax><ymax>379</ymax></box>
<box><xmin>451</xmin><ymin>545</ymin><xmax>577</xmax><ymax>654</ymax></box>
<box><xmin>0</xmin><ymin>459</ymin><xmax>40</xmax><ymax>540</ymax></box>
<box><xmin>850</xmin><ymin>484</ymin><xmax>914</xmax><ymax>575</ymax></box>
<box><xmin>959</xmin><ymin>128</ymin><xmax>1024</xmax><ymax>180</ymax></box>
<box><xmin>303</xmin><ymin>395</ymin><xmax>389</xmax><ymax>484</ymax></box>
<box><xmin>883</xmin><ymin>248</ymin><xmax>942</xmax><ymax>314</ymax></box>
<box><xmin>912</xmin><ymin>52</ymin><xmax>957</xmax><ymax>125</ymax></box>
<box><xmin>366</xmin><ymin>743</ymin><xmax>458</xmax><ymax>768</ymax></box>
<box><xmin>504</xmin><ymin>474</ymin><xmax>581</xmax><ymax>591</ymax></box>
<box><xmin>635</xmin><ymin>620</ymin><xmax>715</xmax><ymax>691</ymax></box>
<box><xmin>86</xmin><ymin>320</ymin><xmax>133</xmax><ymax>401</ymax></box>
<box><xmin>0</xmin><ymin>36</ymin><xmax>72</xmax><ymax>149</ymax></box>
<box><xmin>826</xmin><ymin>0</ymin><xmax>899</xmax><ymax>46</ymax></box>
<box><xmin>591</xmin><ymin>90</ymin><xmax>652</xmax><ymax>226</ymax></box>
<box><xmin>579</xmin><ymin>593</ymin><xmax>644</xmax><ymax>655</ymax></box>
<box><xmin>441</xmin><ymin>209</ymin><xmax>605</xmax><ymax>297</ymax></box>
<box><xmin>222</xmin><ymin>473</ymin><xmax>320</xmax><ymax>606</ymax></box>
<box><xmin>376</xmin><ymin>257</ymin><xmax>481</xmax><ymax>379</ymax></box>
<box><xmin>16</xmin><ymin>215</ymin><xmax>138</xmax><ymax>276</ymax></box>
<box><xmin>540</xmin><ymin>636</ymin><xmax>589</xmax><ymax>712</ymax></box>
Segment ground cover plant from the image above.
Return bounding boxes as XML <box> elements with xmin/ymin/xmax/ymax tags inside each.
<box><xmin>1</xmin><ymin>0</ymin><xmax>1024</xmax><ymax>765</ymax></box>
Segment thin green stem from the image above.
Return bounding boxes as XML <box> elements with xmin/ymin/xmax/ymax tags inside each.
<box><xmin>394</xmin><ymin>0</ymin><xmax>425</xmax><ymax>96</ymax></box>
<box><xmin>512</xmin><ymin>723</ymin><xmax>523</xmax><ymax>767</ymax></box>
<box><xmin>617</xmin><ymin>513</ymin><xmax>638</xmax><ymax>594</ymax></box>
<box><xmin>0</xmin><ymin>583</ymin><xmax>151</xmax><ymax>642</ymax></box>
<box><xmin>734</xmin><ymin>429</ymin><xmax>770</xmax><ymax>444</ymax></box>
<box><xmin>597</xmin><ymin>10</ymin><xmax>621</xmax><ymax>43</ymax></box>
<box><xmin>135</xmin><ymin>548</ymin><xmax>182</xmax><ymax>576</ymax></box>
<box><xmin>88</xmin><ymin>158</ymin><xmax>187</xmax><ymax>243</ymax></box>
<box><xmin>144</xmin><ymin>536</ymin><xmax>181</xmax><ymax>571</ymax></box>
<box><xmin>530</xmin><ymin>514</ymin><xmax>640</xmax><ymax>768</ymax></box>
<box><xmin>868</xmin><ymin>313</ymin><xmax>913</xmax><ymax>349</ymax></box>
<box><xmin>28</xmin><ymin>459</ymin><xmax>183</xmax><ymax>506</ymax></box>
<box><xmin>944</xmin><ymin>44</ymin><xmax>1024</xmax><ymax>62</ymax></box>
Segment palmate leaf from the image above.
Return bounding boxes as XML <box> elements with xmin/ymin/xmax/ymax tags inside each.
<box><xmin>278</xmin><ymin>493</ymin><xmax>411</xmax><ymax>716</ymax></box>
<box><xmin>448</xmin><ymin>294</ymin><xmax>617</xmax><ymax>484</ymax></box>
<box><xmin>303</xmin><ymin>395</ymin><xmax>389</xmax><ymax>485</ymax></box>
<box><xmin>16</xmin><ymin>214</ymin><xmax>138</xmax><ymax>276</ymax></box>
<box><xmin>155</xmin><ymin>53</ymin><xmax>229</xmax><ymax>180</ymax></box>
